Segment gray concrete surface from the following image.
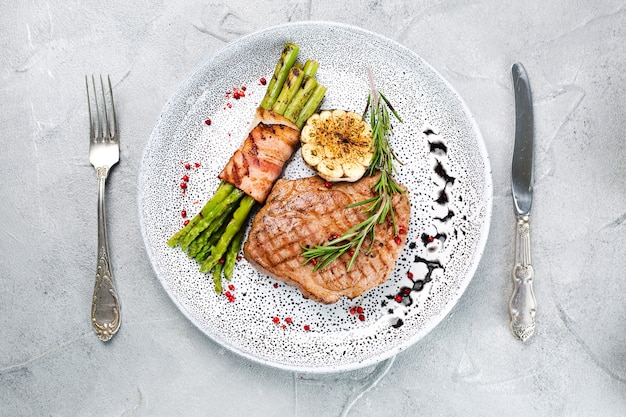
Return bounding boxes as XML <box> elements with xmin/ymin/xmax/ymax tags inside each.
<box><xmin>1</xmin><ymin>1</ymin><xmax>624</xmax><ymax>416</ymax></box>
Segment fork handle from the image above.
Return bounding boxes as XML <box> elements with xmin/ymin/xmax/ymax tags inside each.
<box><xmin>509</xmin><ymin>214</ymin><xmax>536</xmax><ymax>342</ymax></box>
<box><xmin>92</xmin><ymin>167</ymin><xmax>121</xmax><ymax>341</ymax></box>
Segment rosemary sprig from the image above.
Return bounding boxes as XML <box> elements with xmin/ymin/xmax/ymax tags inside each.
<box><xmin>301</xmin><ymin>68</ymin><xmax>403</xmax><ymax>271</ymax></box>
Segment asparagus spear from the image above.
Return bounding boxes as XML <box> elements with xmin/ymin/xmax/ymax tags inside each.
<box><xmin>295</xmin><ymin>84</ymin><xmax>328</xmax><ymax>129</ymax></box>
<box><xmin>272</xmin><ymin>59</ymin><xmax>320</xmax><ymax>115</ymax></box>
<box><xmin>223</xmin><ymin>226</ymin><xmax>245</xmax><ymax>280</ymax></box>
<box><xmin>212</xmin><ymin>263</ymin><xmax>223</xmax><ymax>293</ymax></box>
<box><xmin>167</xmin><ymin>181</ymin><xmax>234</xmax><ymax>247</ymax></box>
<box><xmin>187</xmin><ymin>202</ymin><xmax>238</xmax><ymax>258</ymax></box>
<box><xmin>272</xmin><ymin>67</ymin><xmax>305</xmax><ymax>115</ymax></box>
<box><xmin>199</xmin><ymin>196</ymin><xmax>255</xmax><ymax>273</ymax></box>
<box><xmin>283</xmin><ymin>76</ymin><xmax>318</xmax><ymax>123</ymax></box>
<box><xmin>179</xmin><ymin>187</ymin><xmax>244</xmax><ymax>251</ymax></box>
<box><xmin>195</xmin><ymin>221</ymin><xmax>228</xmax><ymax>263</ymax></box>
<box><xmin>169</xmin><ymin>43</ymin><xmax>326</xmax><ymax>291</ymax></box>
<box><xmin>260</xmin><ymin>43</ymin><xmax>299</xmax><ymax>109</ymax></box>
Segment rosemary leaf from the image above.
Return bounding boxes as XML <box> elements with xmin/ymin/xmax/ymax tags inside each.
<box><xmin>301</xmin><ymin>69</ymin><xmax>403</xmax><ymax>271</ymax></box>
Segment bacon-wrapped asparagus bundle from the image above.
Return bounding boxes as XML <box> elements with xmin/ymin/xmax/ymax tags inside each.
<box><xmin>168</xmin><ymin>43</ymin><xmax>326</xmax><ymax>292</ymax></box>
<box><xmin>218</xmin><ymin>108</ymin><xmax>300</xmax><ymax>203</ymax></box>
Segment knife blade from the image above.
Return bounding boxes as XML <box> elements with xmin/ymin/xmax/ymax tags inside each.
<box><xmin>508</xmin><ymin>62</ymin><xmax>537</xmax><ymax>342</ymax></box>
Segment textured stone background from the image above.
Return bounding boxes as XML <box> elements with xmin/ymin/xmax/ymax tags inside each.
<box><xmin>1</xmin><ymin>1</ymin><xmax>625</xmax><ymax>416</ymax></box>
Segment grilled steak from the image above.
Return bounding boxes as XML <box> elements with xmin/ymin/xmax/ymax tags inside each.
<box><xmin>219</xmin><ymin>108</ymin><xmax>301</xmax><ymax>203</ymax></box>
<box><xmin>244</xmin><ymin>174</ymin><xmax>410</xmax><ymax>303</ymax></box>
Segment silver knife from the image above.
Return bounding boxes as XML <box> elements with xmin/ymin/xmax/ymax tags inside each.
<box><xmin>509</xmin><ymin>62</ymin><xmax>537</xmax><ymax>342</ymax></box>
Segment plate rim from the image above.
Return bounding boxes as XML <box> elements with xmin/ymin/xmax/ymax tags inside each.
<box><xmin>138</xmin><ymin>20</ymin><xmax>493</xmax><ymax>373</ymax></box>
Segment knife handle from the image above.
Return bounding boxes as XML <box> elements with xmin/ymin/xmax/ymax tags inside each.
<box><xmin>509</xmin><ymin>215</ymin><xmax>537</xmax><ymax>341</ymax></box>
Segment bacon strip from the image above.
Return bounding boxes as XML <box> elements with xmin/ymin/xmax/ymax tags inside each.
<box><xmin>218</xmin><ymin>108</ymin><xmax>300</xmax><ymax>203</ymax></box>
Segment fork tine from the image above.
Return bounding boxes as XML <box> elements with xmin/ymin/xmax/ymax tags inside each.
<box><xmin>85</xmin><ymin>75</ymin><xmax>95</xmax><ymax>141</ymax></box>
<box><xmin>106</xmin><ymin>75</ymin><xmax>118</xmax><ymax>142</ymax></box>
<box><xmin>99</xmin><ymin>75</ymin><xmax>112</xmax><ymax>141</ymax></box>
<box><xmin>91</xmin><ymin>75</ymin><xmax>102</xmax><ymax>142</ymax></box>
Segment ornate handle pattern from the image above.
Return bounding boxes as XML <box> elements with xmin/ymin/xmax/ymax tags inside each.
<box><xmin>92</xmin><ymin>168</ymin><xmax>121</xmax><ymax>341</ymax></box>
<box><xmin>509</xmin><ymin>215</ymin><xmax>536</xmax><ymax>341</ymax></box>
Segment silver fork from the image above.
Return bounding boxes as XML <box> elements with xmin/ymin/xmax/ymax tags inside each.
<box><xmin>87</xmin><ymin>74</ymin><xmax>121</xmax><ymax>341</ymax></box>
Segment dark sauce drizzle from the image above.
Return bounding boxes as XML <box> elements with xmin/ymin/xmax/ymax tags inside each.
<box><xmin>388</xmin><ymin>129</ymin><xmax>455</xmax><ymax>329</ymax></box>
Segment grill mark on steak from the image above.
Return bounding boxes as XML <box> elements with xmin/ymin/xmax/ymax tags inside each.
<box><xmin>244</xmin><ymin>174</ymin><xmax>410</xmax><ymax>303</ymax></box>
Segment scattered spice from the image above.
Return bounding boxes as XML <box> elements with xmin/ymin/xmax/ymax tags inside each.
<box><xmin>176</xmin><ymin>161</ymin><xmax>203</xmax><ymax>224</ymax></box>
<box><xmin>223</xmin><ymin>85</ymin><xmax>248</xmax><ymax>109</ymax></box>
<box><xmin>232</xmin><ymin>87</ymin><xmax>245</xmax><ymax>99</ymax></box>
<box><xmin>349</xmin><ymin>305</ymin><xmax>366</xmax><ymax>321</ymax></box>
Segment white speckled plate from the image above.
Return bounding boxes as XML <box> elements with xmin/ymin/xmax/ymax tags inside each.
<box><xmin>139</xmin><ymin>22</ymin><xmax>492</xmax><ymax>372</ymax></box>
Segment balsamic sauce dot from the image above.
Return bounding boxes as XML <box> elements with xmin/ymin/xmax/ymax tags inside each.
<box><xmin>392</xmin><ymin>319</ymin><xmax>404</xmax><ymax>328</ymax></box>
